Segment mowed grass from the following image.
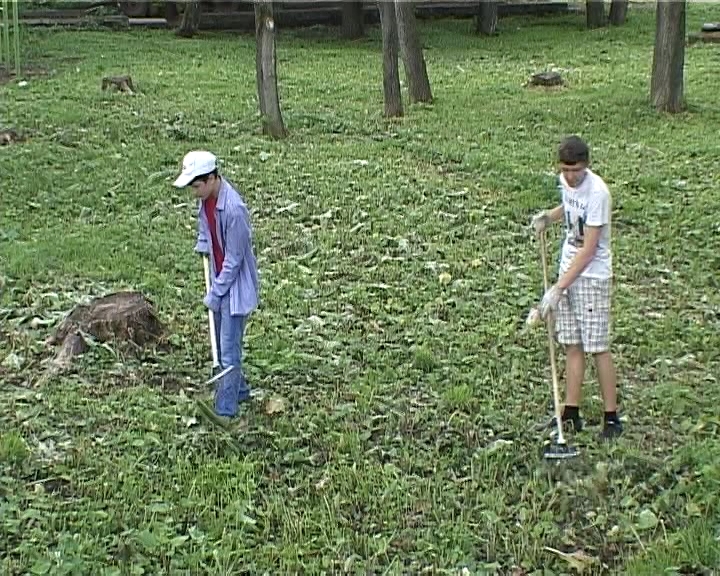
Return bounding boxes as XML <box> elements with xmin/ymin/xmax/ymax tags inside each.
<box><xmin>2</xmin><ymin>5</ymin><xmax>720</xmax><ymax>574</ymax></box>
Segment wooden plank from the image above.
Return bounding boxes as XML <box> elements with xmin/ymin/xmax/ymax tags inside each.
<box><xmin>128</xmin><ymin>17</ymin><xmax>169</xmax><ymax>27</ymax></box>
<box><xmin>20</xmin><ymin>15</ymin><xmax>130</xmax><ymax>28</ymax></box>
<box><xmin>198</xmin><ymin>2</ymin><xmax>570</xmax><ymax>30</ymax></box>
<box><xmin>21</xmin><ymin>2</ymin><xmax>572</xmax><ymax>30</ymax></box>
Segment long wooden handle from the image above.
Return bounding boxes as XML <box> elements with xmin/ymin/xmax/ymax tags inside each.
<box><xmin>539</xmin><ymin>232</ymin><xmax>566</xmax><ymax>444</ymax></box>
<box><xmin>539</xmin><ymin>230</ymin><xmax>550</xmax><ymax>292</ymax></box>
<box><xmin>203</xmin><ymin>255</ymin><xmax>220</xmax><ymax>368</ymax></box>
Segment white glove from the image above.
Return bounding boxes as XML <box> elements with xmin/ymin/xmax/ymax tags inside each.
<box><xmin>525</xmin><ymin>307</ymin><xmax>543</xmax><ymax>327</ymax></box>
<box><xmin>539</xmin><ymin>284</ymin><xmax>562</xmax><ymax>318</ymax></box>
<box><xmin>531</xmin><ymin>211</ymin><xmax>550</xmax><ymax>235</ymax></box>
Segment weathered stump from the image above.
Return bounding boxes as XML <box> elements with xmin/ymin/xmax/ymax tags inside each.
<box><xmin>527</xmin><ymin>71</ymin><xmax>564</xmax><ymax>87</ymax></box>
<box><xmin>46</xmin><ymin>291</ymin><xmax>165</xmax><ymax>371</ymax></box>
<box><xmin>101</xmin><ymin>75</ymin><xmax>135</xmax><ymax>94</ymax></box>
<box><xmin>0</xmin><ymin>128</ymin><xmax>24</xmax><ymax>145</ymax></box>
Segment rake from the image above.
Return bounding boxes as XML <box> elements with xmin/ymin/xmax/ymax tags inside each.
<box><xmin>538</xmin><ymin>230</ymin><xmax>579</xmax><ymax>460</ymax></box>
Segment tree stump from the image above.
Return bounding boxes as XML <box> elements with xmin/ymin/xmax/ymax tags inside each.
<box><xmin>101</xmin><ymin>75</ymin><xmax>135</xmax><ymax>94</ymax></box>
<box><xmin>0</xmin><ymin>128</ymin><xmax>24</xmax><ymax>145</ymax></box>
<box><xmin>527</xmin><ymin>71</ymin><xmax>564</xmax><ymax>88</ymax></box>
<box><xmin>46</xmin><ymin>291</ymin><xmax>165</xmax><ymax>371</ymax></box>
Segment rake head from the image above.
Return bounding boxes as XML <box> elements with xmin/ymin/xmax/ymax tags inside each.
<box><xmin>543</xmin><ymin>441</ymin><xmax>579</xmax><ymax>460</ymax></box>
<box><xmin>204</xmin><ymin>364</ymin><xmax>235</xmax><ymax>386</ymax></box>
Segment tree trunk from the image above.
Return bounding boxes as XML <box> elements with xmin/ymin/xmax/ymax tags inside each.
<box><xmin>608</xmin><ymin>0</ymin><xmax>628</xmax><ymax>26</ymax></box>
<box><xmin>254</xmin><ymin>0</ymin><xmax>288</xmax><ymax>138</ymax></box>
<box><xmin>176</xmin><ymin>0</ymin><xmax>201</xmax><ymax>37</ymax></box>
<box><xmin>378</xmin><ymin>1</ymin><xmax>403</xmax><ymax>117</ymax></box>
<box><xmin>394</xmin><ymin>1</ymin><xmax>433</xmax><ymax>104</ymax></box>
<box><xmin>586</xmin><ymin>0</ymin><xmax>606</xmax><ymax>28</ymax></box>
<box><xmin>650</xmin><ymin>0</ymin><xmax>686</xmax><ymax>113</ymax></box>
<box><xmin>165</xmin><ymin>1</ymin><xmax>180</xmax><ymax>27</ymax></box>
<box><xmin>476</xmin><ymin>0</ymin><xmax>498</xmax><ymax>35</ymax></box>
<box><xmin>341</xmin><ymin>1</ymin><xmax>364</xmax><ymax>39</ymax></box>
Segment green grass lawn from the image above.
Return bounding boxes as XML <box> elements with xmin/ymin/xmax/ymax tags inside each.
<box><xmin>2</xmin><ymin>5</ymin><xmax>720</xmax><ymax>574</ymax></box>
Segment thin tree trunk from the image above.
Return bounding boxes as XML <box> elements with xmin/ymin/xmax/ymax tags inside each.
<box><xmin>378</xmin><ymin>1</ymin><xmax>403</xmax><ymax>117</ymax></box>
<box><xmin>165</xmin><ymin>1</ymin><xmax>180</xmax><ymax>27</ymax></box>
<box><xmin>586</xmin><ymin>0</ymin><xmax>606</xmax><ymax>28</ymax></box>
<box><xmin>341</xmin><ymin>1</ymin><xmax>364</xmax><ymax>39</ymax></box>
<box><xmin>176</xmin><ymin>0</ymin><xmax>201</xmax><ymax>37</ymax></box>
<box><xmin>651</xmin><ymin>0</ymin><xmax>686</xmax><ymax>113</ymax></box>
<box><xmin>394</xmin><ymin>1</ymin><xmax>432</xmax><ymax>104</ymax></box>
<box><xmin>608</xmin><ymin>0</ymin><xmax>628</xmax><ymax>26</ymax></box>
<box><xmin>476</xmin><ymin>0</ymin><xmax>498</xmax><ymax>36</ymax></box>
<box><xmin>254</xmin><ymin>0</ymin><xmax>288</xmax><ymax>138</ymax></box>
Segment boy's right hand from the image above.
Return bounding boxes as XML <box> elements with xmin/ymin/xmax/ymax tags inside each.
<box><xmin>530</xmin><ymin>211</ymin><xmax>550</xmax><ymax>235</ymax></box>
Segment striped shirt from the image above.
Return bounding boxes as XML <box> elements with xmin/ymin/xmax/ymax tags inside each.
<box><xmin>194</xmin><ymin>178</ymin><xmax>260</xmax><ymax>317</ymax></box>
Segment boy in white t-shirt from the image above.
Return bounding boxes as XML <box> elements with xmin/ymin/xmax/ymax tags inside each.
<box><xmin>531</xmin><ymin>135</ymin><xmax>623</xmax><ymax>440</ymax></box>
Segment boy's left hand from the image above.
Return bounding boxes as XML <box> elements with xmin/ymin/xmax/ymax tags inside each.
<box><xmin>539</xmin><ymin>284</ymin><xmax>561</xmax><ymax>318</ymax></box>
<box><xmin>203</xmin><ymin>292</ymin><xmax>221</xmax><ymax>313</ymax></box>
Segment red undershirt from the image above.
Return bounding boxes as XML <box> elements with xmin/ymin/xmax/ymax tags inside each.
<box><xmin>204</xmin><ymin>195</ymin><xmax>224</xmax><ymax>276</ymax></box>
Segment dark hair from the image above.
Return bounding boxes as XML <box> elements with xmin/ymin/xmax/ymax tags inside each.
<box><xmin>190</xmin><ymin>169</ymin><xmax>219</xmax><ymax>185</ymax></box>
<box><xmin>558</xmin><ymin>135</ymin><xmax>589</xmax><ymax>164</ymax></box>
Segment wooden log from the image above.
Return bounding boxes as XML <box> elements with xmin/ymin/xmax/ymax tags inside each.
<box><xmin>20</xmin><ymin>15</ymin><xmax>129</xmax><ymax>28</ymax></box>
<box><xmin>688</xmin><ymin>30</ymin><xmax>720</xmax><ymax>44</ymax></box>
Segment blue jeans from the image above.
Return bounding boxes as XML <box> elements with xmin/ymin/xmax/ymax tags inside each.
<box><xmin>213</xmin><ymin>296</ymin><xmax>250</xmax><ymax>417</ymax></box>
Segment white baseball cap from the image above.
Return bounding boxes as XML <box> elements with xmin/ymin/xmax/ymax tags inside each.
<box><xmin>173</xmin><ymin>150</ymin><xmax>218</xmax><ymax>188</ymax></box>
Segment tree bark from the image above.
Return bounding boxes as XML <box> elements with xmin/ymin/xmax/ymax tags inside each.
<box><xmin>586</xmin><ymin>0</ymin><xmax>606</xmax><ymax>28</ymax></box>
<box><xmin>394</xmin><ymin>1</ymin><xmax>433</xmax><ymax>104</ymax></box>
<box><xmin>650</xmin><ymin>0</ymin><xmax>686</xmax><ymax>113</ymax></box>
<box><xmin>378</xmin><ymin>1</ymin><xmax>403</xmax><ymax>117</ymax></box>
<box><xmin>476</xmin><ymin>0</ymin><xmax>498</xmax><ymax>35</ymax></box>
<box><xmin>341</xmin><ymin>1</ymin><xmax>365</xmax><ymax>39</ymax></box>
<box><xmin>176</xmin><ymin>0</ymin><xmax>201</xmax><ymax>37</ymax></box>
<box><xmin>608</xmin><ymin>0</ymin><xmax>628</xmax><ymax>26</ymax></box>
<box><xmin>254</xmin><ymin>0</ymin><xmax>288</xmax><ymax>138</ymax></box>
<box><xmin>165</xmin><ymin>1</ymin><xmax>180</xmax><ymax>27</ymax></box>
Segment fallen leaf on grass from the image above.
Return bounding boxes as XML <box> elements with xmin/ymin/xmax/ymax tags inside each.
<box><xmin>183</xmin><ymin>416</ymin><xmax>198</xmax><ymax>428</ymax></box>
<box><xmin>485</xmin><ymin>439</ymin><xmax>514</xmax><ymax>453</ymax></box>
<box><xmin>265</xmin><ymin>396</ymin><xmax>286</xmax><ymax>415</ymax></box>
<box><xmin>635</xmin><ymin>508</ymin><xmax>659</xmax><ymax>530</ymax></box>
<box><xmin>544</xmin><ymin>547</ymin><xmax>598</xmax><ymax>573</ymax></box>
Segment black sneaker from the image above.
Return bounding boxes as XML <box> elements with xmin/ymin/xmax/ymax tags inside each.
<box><xmin>600</xmin><ymin>419</ymin><xmax>623</xmax><ymax>440</ymax></box>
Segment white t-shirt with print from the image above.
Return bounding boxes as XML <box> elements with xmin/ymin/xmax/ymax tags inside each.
<box><xmin>558</xmin><ymin>168</ymin><xmax>612</xmax><ymax>280</ymax></box>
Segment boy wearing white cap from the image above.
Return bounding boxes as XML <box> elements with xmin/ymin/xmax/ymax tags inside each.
<box><xmin>174</xmin><ymin>150</ymin><xmax>260</xmax><ymax>417</ymax></box>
